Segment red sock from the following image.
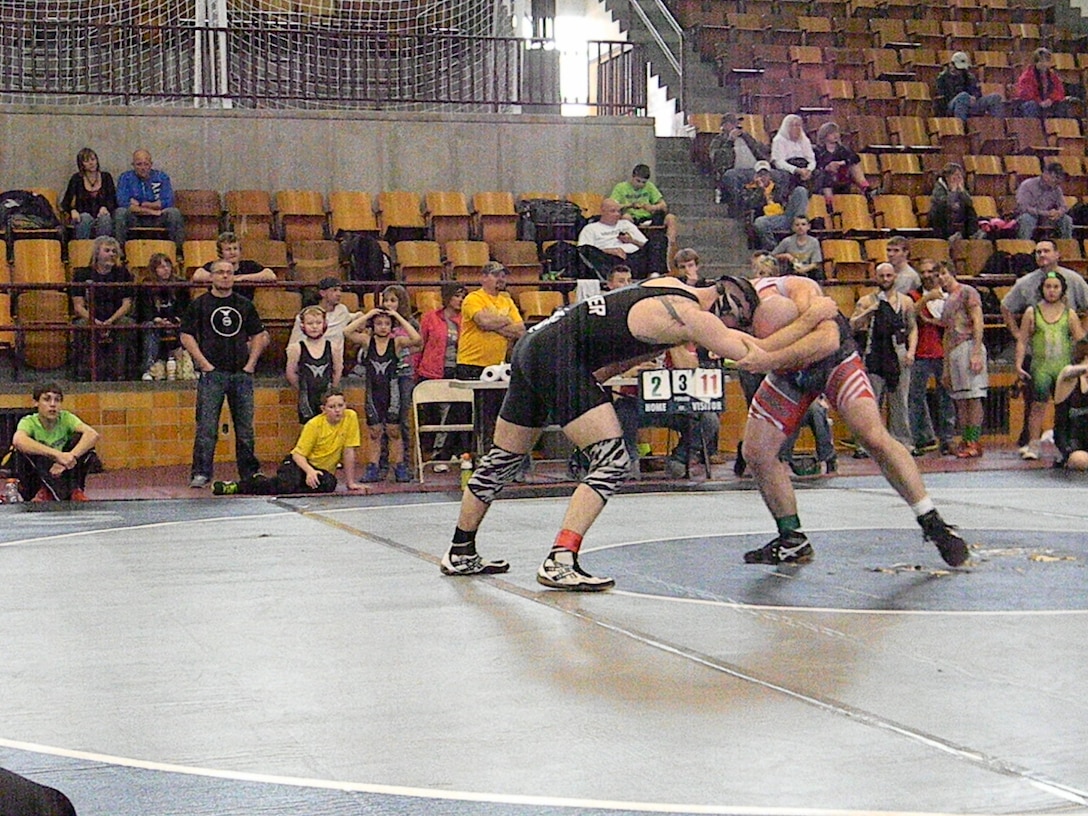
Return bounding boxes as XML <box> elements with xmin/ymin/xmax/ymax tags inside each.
<box><xmin>553</xmin><ymin>528</ymin><xmax>584</xmax><ymax>554</ymax></box>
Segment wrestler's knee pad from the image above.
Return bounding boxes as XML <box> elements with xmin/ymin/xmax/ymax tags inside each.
<box><xmin>581</xmin><ymin>437</ymin><xmax>630</xmax><ymax>502</ymax></box>
<box><xmin>467</xmin><ymin>446</ymin><xmax>530</xmax><ymax>505</ymax></box>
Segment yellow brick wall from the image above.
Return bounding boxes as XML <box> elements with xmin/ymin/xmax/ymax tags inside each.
<box><xmin>0</xmin><ymin>383</ymin><xmax>368</xmax><ymax>469</ymax></box>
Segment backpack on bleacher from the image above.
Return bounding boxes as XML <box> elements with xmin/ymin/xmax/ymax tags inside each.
<box><xmin>341</xmin><ymin>233</ymin><xmax>392</xmax><ymax>281</ymax></box>
<box><xmin>517</xmin><ymin>199</ymin><xmax>585</xmax><ymax>242</ymax></box>
<box><xmin>0</xmin><ymin>190</ymin><xmax>59</xmax><ymax>229</ymax></box>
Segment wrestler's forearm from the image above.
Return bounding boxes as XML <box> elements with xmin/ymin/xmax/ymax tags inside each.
<box><xmin>756</xmin><ymin>310</ymin><xmax>826</xmax><ymax>352</ymax></box>
<box><xmin>759</xmin><ymin>322</ymin><xmax>839</xmax><ymax>370</ymax></box>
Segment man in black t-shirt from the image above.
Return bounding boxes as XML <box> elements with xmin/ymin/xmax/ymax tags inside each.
<box><xmin>70</xmin><ymin>235</ymin><xmax>136</xmax><ymax>381</ymax></box>
<box><xmin>189</xmin><ymin>230</ymin><xmax>277</xmax><ymax>300</ymax></box>
<box><xmin>180</xmin><ymin>258</ymin><xmax>269</xmax><ymax>488</ymax></box>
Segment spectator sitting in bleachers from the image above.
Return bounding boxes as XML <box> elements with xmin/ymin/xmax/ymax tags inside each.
<box><xmin>60</xmin><ymin>147</ymin><xmax>116</xmax><ymax>240</ymax></box>
<box><xmin>929</xmin><ymin>162</ymin><xmax>979</xmax><ymax>241</ymax></box>
<box><xmin>1016</xmin><ymin>162</ymin><xmax>1073</xmax><ymax>241</ymax></box>
<box><xmin>743</xmin><ymin>161</ymin><xmax>809</xmax><ymax>251</ymax></box>
<box><xmin>709</xmin><ymin>113</ymin><xmax>775</xmax><ymax>216</ymax></box>
<box><xmin>190</xmin><ymin>230</ymin><xmax>277</xmax><ymax>299</ymax></box>
<box><xmin>772</xmin><ymin>215</ymin><xmax>824</xmax><ymax>279</ymax></box>
<box><xmin>770</xmin><ymin>114</ymin><xmax>815</xmax><ymax>190</ymax></box>
<box><xmin>113</xmin><ymin>149</ymin><xmax>185</xmax><ymax>253</ymax></box>
<box><xmin>71</xmin><ymin>235</ymin><xmax>137</xmax><ymax>381</ymax></box>
<box><xmin>138</xmin><ymin>251</ymin><xmax>191</xmax><ymax>381</ymax></box>
<box><xmin>577</xmin><ymin>198</ymin><xmax>652</xmax><ymax>278</ymax></box>
<box><xmin>935</xmin><ymin>52</ymin><xmax>1005</xmax><ymax>123</ymax></box>
<box><xmin>609</xmin><ymin>163</ymin><xmax>677</xmax><ymax>274</ymax></box>
<box><xmin>1016</xmin><ymin>48</ymin><xmax>1069</xmax><ymax>120</ymax></box>
<box><xmin>813</xmin><ymin>122</ymin><xmax>874</xmax><ymax>212</ymax></box>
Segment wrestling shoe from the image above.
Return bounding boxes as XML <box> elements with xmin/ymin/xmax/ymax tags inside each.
<box><xmin>363</xmin><ymin>463</ymin><xmax>381</xmax><ymax>482</ymax></box>
<box><xmin>743</xmin><ymin>531</ymin><xmax>814</xmax><ymax>565</ymax></box>
<box><xmin>212</xmin><ymin>480</ymin><xmax>239</xmax><ymax>495</ymax></box>
<box><xmin>68</xmin><ymin>488</ymin><xmax>89</xmax><ymax>502</ymax></box>
<box><xmin>440</xmin><ymin>550</ymin><xmax>511</xmax><ymax>576</ymax></box>
<box><xmin>919</xmin><ymin>509</ymin><xmax>969</xmax><ymax>567</ymax></box>
<box><xmin>393</xmin><ymin>463</ymin><xmax>412</xmax><ymax>483</ymax></box>
<box><xmin>536</xmin><ymin>550</ymin><xmax>615</xmax><ymax>591</ymax></box>
<box><xmin>31</xmin><ymin>486</ymin><xmax>54</xmax><ymax>502</ymax></box>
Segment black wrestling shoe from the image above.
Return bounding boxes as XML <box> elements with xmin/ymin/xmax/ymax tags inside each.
<box><xmin>743</xmin><ymin>531</ymin><xmax>814</xmax><ymax>565</ymax></box>
<box><xmin>918</xmin><ymin>509</ymin><xmax>969</xmax><ymax>567</ymax></box>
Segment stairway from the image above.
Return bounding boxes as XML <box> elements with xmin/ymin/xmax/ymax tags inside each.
<box><xmin>654</xmin><ymin>135</ymin><xmax>750</xmax><ymax>277</ymax></box>
<box><xmin>603</xmin><ymin>0</ymin><xmax>736</xmax><ymax>118</ymax></box>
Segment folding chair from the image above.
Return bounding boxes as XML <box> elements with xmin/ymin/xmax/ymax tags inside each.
<box><xmin>412</xmin><ymin>379</ymin><xmax>475</xmax><ymax>482</ymax></box>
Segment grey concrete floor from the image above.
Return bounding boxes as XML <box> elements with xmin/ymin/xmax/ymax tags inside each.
<box><xmin>1</xmin><ymin>470</ymin><xmax>1087</xmax><ymax>816</ymax></box>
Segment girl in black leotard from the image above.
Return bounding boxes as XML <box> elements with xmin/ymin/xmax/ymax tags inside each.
<box><xmin>344</xmin><ymin>307</ymin><xmax>421</xmax><ymax>482</ymax></box>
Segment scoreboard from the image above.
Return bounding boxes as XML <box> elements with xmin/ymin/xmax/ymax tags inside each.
<box><xmin>638</xmin><ymin>368</ymin><xmax>724</xmax><ymax>415</ymax></box>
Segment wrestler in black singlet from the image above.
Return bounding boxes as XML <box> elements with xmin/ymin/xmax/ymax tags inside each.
<box><xmin>500</xmin><ymin>283</ymin><xmax>699</xmax><ymax>428</ymax></box>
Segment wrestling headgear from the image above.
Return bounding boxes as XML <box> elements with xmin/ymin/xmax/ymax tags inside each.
<box><xmin>712</xmin><ymin>276</ymin><xmax>760</xmax><ymax>332</ymax></box>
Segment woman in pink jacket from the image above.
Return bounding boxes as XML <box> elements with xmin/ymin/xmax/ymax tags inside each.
<box><xmin>415</xmin><ymin>281</ymin><xmax>470</xmax><ymax>469</ymax></box>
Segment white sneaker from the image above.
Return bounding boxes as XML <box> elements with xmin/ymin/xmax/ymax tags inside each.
<box><xmin>1021</xmin><ymin>444</ymin><xmax>1040</xmax><ymax>460</ymax></box>
<box><xmin>141</xmin><ymin>371</ymin><xmax>154</xmax><ymax>381</ymax></box>
<box><xmin>440</xmin><ymin>550</ymin><xmax>510</xmax><ymax>575</ymax></box>
<box><xmin>537</xmin><ymin>550</ymin><xmax>614</xmax><ymax>591</ymax></box>
<box><xmin>433</xmin><ymin>463</ymin><xmax>449</xmax><ymax>473</ymax></box>
<box><xmin>1018</xmin><ymin>444</ymin><xmax>1032</xmax><ymax>456</ymax></box>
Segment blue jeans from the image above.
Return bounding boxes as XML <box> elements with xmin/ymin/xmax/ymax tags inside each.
<box><xmin>948</xmin><ymin>91</ymin><xmax>1004</xmax><ymax>122</ymax></box>
<box><xmin>141</xmin><ymin>328</ymin><xmax>180</xmax><ymax>373</ymax></box>
<box><xmin>908</xmin><ymin>357</ymin><xmax>955</xmax><ymax>445</ymax></box>
<box><xmin>75</xmin><ymin>212</ymin><xmax>114</xmax><ymax>240</ymax></box>
<box><xmin>753</xmin><ymin>186</ymin><xmax>809</xmax><ymax>250</ymax></box>
<box><xmin>191</xmin><ymin>369</ymin><xmax>260</xmax><ymax>481</ymax></box>
<box><xmin>114</xmin><ymin>206</ymin><xmax>185</xmax><ymax>250</ymax></box>
<box><xmin>1018</xmin><ymin>211</ymin><xmax>1073</xmax><ymax>240</ymax></box>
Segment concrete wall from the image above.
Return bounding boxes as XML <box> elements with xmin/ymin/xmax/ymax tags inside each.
<box><xmin>0</xmin><ymin>105</ymin><xmax>656</xmax><ymax>198</ymax></box>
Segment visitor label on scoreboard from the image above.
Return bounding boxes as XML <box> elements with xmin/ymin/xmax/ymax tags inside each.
<box><xmin>638</xmin><ymin>368</ymin><xmax>724</xmax><ymax>414</ymax></box>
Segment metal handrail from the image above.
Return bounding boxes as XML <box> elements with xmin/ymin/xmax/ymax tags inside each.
<box><xmin>622</xmin><ymin>0</ymin><xmax>684</xmax><ymax>112</ymax></box>
<box><xmin>0</xmin><ymin>22</ymin><xmax>647</xmax><ymax>115</ymax></box>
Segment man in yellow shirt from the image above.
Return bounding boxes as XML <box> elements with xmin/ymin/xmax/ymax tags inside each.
<box><xmin>455</xmin><ymin>261</ymin><xmax>525</xmax><ymax>379</ymax></box>
<box><xmin>213</xmin><ymin>387</ymin><xmax>363</xmax><ymax>495</ymax></box>
<box><xmin>456</xmin><ymin>262</ymin><xmax>527</xmax><ymax>453</ymax></box>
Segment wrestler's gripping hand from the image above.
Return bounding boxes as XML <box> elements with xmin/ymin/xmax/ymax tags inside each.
<box><xmin>803</xmin><ymin>296</ymin><xmax>841</xmax><ymax>327</ymax></box>
<box><xmin>735</xmin><ymin>337</ymin><xmax>774</xmax><ymax>373</ymax></box>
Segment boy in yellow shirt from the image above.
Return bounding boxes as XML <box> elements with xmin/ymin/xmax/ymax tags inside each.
<box><xmin>214</xmin><ymin>388</ymin><xmax>363</xmax><ymax>495</ymax></box>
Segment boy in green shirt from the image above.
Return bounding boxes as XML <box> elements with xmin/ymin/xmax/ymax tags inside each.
<box><xmin>214</xmin><ymin>387</ymin><xmax>364</xmax><ymax>495</ymax></box>
<box><xmin>10</xmin><ymin>382</ymin><xmax>100</xmax><ymax>501</ymax></box>
<box><xmin>609</xmin><ymin>164</ymin><xmax>678</xmax><ymax>274</ymax></box>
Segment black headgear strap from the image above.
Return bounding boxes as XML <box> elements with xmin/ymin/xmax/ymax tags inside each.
<box><xmin>713</xmin><ymin>276</ymin><xmax>760</xmax><ymax>331</ymax></box>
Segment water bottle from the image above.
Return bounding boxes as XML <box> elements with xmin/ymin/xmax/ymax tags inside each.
<box><xmin>459</xmin><ymin>453</ymin><xmax>474</xmax><ymax>490</ymax></box>
<box><xmin>3</xmin><ymin>478</ymin><xmax>23</xmax><ymax>503</ymax></box>
<box><xmin>166</xmin><ymin>358</ymin><xmax>177</xmax><ymax>381</ymax></box>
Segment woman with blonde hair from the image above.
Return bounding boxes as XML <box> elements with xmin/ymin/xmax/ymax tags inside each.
<box><xmin>770</xmin><ymin>114</ymin><xmax>815</xmax><ymax>184</ymax></box>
